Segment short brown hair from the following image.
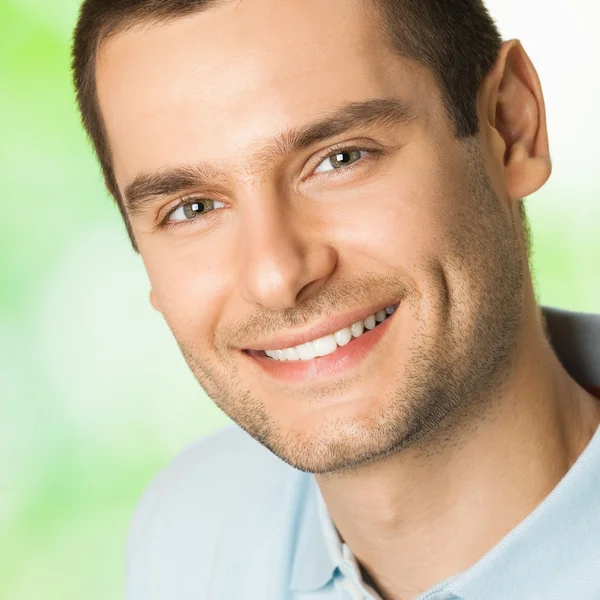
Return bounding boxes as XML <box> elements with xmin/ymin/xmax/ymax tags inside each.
<box><xmin>72</xmin><ymin>0</ymin><xmax>509</xmax><ymax>253</ymax></box>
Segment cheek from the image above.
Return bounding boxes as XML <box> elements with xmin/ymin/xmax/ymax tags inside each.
<box><xmin>335</xmin><ymin>166</ymin><xmax>457</xmax><ymax>271</ymax></box>
<box><xmin>141</xmin><ymin>243</ymin><xmax>232</xmax><ymax>342</ymax></box>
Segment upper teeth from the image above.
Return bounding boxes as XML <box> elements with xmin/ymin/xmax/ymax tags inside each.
<box><xmin>264</xmin><ymin>305</ymin><xmax>397</xmax><ymax>361</ymax></box>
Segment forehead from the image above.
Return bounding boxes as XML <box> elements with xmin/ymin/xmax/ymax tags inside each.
<box><xmin>96</xmin><ymin>0</ymin><xmax>439</xmax><ymax>187</ymax></box>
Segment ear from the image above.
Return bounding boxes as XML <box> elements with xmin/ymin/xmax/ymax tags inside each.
<box><xmin>479</xmin><ymin>40</ymin><xmax>552</xmax><ymax>200</ymax></box>
<box><xmin>150</xmin><ymin>289</ymin><xmax>162</xmax><ymax>313</ymax></box>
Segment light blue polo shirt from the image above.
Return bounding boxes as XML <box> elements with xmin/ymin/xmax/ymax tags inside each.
<box><xmin>126</xmin><ymin>306</ymin><xmax>600</xmax><ymax>600</ymax></box>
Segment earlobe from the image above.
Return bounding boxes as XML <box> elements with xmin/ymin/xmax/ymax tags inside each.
<box><xmin>481</xmin><ymin>40</ymin><xmax>552</xmax><ymax>200</ymax></box>
<box><xmin>150</xmin><ymin>289</ymin><xmax>161</xmax><ymax>313</ymax></box>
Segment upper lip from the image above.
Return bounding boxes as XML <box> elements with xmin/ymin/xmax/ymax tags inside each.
<box><xmin>243</xmin><ymin>300</ymin><xmax>400</xmax><ymax>352</ymax></box>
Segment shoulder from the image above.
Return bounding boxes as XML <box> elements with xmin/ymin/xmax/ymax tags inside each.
<box><xmin>126</xmin><ymin>425</ymin><xmax>270</xmax><ymax>554</ymax></box>
<box><xmin>542</xmin><ymin>305</ymin><xmax>600</xmax><ymax>390</ymax></box>
<box><xmin>125</xmin><ymin>424</ymin><xmax>310</xmax><ymax>599</ymax></box>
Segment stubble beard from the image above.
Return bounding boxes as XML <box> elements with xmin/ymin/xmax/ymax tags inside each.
<box><xmin>175</xmin><ymin>139</ymin><xmax>525</xmax><ymax>475</ymax></box>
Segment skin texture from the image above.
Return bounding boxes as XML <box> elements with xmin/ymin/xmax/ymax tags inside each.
<box><xmin>96</xmin><ymin>1</ymin><xmax>600</xmax><ymax>598</ymax></box>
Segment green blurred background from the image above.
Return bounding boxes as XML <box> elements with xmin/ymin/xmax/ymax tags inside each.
<box><xmin>1</xmin><ymin>0</ymin><xmax>598</xmax><ymax>598</ymax></box>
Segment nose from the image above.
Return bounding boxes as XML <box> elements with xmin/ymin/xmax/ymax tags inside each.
<box><xmin>237</xmin><ymin>191</ymin><xmax>337</xmax><ymax>310</ymax></box>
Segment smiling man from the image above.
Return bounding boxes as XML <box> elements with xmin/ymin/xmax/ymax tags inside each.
<box><xmin>71</xmin><ymin>1</ymin><xmax>600</xmax><ymax>599</ymax></box>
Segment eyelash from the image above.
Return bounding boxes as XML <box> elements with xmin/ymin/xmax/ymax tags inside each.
<box><xmin>159</xmin><ymin>143</ymin><xmax>382</xmax><ymax>230</ymax></box>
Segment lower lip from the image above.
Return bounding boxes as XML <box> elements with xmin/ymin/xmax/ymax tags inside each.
<box><xmin>243</xmin><ymin>308</ymin><xmax>398</xmax><ymax>382</ymax></box>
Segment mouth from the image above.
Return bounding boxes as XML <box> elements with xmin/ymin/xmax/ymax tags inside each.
<box><xmin>242</xmin><ymin>302</ymin><xmax>400</xmax><ymax>382</ymax></box>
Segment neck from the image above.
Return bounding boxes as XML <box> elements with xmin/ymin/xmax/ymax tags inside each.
<box><xmin>314</xmin><ymin>297</ymin><xmax>600</xmax><ymax>600</ymax></box>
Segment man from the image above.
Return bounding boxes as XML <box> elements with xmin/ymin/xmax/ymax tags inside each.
<box><xmin>71</xmin><ymin>0</ymin><xmax>600</xmax><ymax>598</ymax></box>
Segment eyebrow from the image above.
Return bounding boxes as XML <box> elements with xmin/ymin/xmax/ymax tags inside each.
<box><xmin>123</xmin><ymin>97</ymin><xmax>416</xmax><ymax>217</ymax></box>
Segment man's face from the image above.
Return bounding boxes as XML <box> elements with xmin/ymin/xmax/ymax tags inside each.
<box><xmin>97</xmin><ymin>0</ymin><xmax>525</xmax><ymax>473</ymax></box>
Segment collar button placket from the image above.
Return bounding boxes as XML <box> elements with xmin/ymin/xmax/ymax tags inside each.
<box><xmin>341</xmin><ymin>577</ymin><xmax>366</xmax><ymax>600</ymax></box>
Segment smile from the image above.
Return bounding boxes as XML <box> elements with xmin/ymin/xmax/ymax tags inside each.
<box><xmin>244</xmin><ymin>302</ymin><xmax>401</xmax><ymax>382</ymax></box>
<box><xmin>262</xmin><ymin>304</ymin><xmax>398</xmax><ymax>361</ymax></box>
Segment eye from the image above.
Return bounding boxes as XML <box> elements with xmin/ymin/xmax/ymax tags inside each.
<box><xmin>166</xmin><ymin>198</ymin><xmax>226</xmax><ymax>223</ymax></box>
<box><xmin>314</xmin><ymin>148</ymin><xmax>368</xmax><ymax>174</ymax></box>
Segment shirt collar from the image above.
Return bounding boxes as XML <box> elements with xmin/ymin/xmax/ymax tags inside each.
<box><xmin>452</xmin><ymin>407</ymin><xmax>600</xmax><ymax>599</ymax></box>
<box><xmin>288</xmin><ymin>306</ymin><xmax>600</xmax><ymax>596</ymax></box>
<box><xmin>289</xmin><ymin>474</ymin><xmax>340</xmax><ymax>592</ymax></box>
